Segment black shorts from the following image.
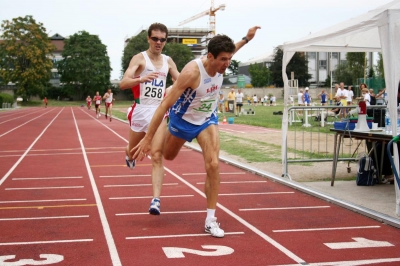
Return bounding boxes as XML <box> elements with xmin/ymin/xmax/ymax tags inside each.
<box><xmin>95</xmin><ymin>104</ymin><xmax>100</xmax><ymax>108</ymax></box>
<box><xmin>236</xmin><ymin>103</ymin><xmax>243</xmax><ymax>107</ymax></box>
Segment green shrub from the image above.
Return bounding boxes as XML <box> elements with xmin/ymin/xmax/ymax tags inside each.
<box><xmin>0</xmin><ymin>93</ymin><xmax>14</xmax><ymax>107</ymax></box>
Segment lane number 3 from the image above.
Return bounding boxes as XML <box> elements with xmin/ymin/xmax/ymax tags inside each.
<box><xmin>163</xmin><ymin>245</ymin><xmax>234</xmax><ymax>258</ymax></box>
<box><xmin>0</xmin><ymin>254</ymin><xmax>64</xmax><ymax>265</ymax></box>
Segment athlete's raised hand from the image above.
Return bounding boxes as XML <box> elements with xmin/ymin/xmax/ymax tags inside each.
<box><xmin>245</xmin><ymin>26</ymin><xmax>261</xmax><ymax>42</ymax></box>
<box><xmin>141</xmin><ymin>72</ymin><xmax>159</xmax><ymax>84</ymax></box>
<box><xmin>131</xmin><ymin>136</ymin><xmax>152</xmax><ymax>161</ymax></box>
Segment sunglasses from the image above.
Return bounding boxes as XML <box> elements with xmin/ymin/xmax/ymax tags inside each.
<box><xmin>150</xmin><ymin>37</ymin><xmax>167</xmax><ymax>43</ymax></box>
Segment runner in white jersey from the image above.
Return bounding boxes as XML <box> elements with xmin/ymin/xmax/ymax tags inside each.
<box><xmin>132</xmin><ymin>26</ymin><xmax>261</xmax><ymax>238</ymax></box>
<box><xmin>120</xmin><ymin>23</ymin><xmax>179</xmax><ymax>215</ymax></box>
<box><xmin>103</xmin><ymin>88</ymin><xmax>114</xmax><ymax>121</ymax></box>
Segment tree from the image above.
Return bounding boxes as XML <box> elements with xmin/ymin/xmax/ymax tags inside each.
<box><xmin>346</xmin><ymin>52</ymin><xmax>366</xmax><ymax>84</ymax></box>
<box><xmin>248</xmin><ymin>63</ymin><xmax>271</xmax><ymax>87</ymax></box>
<box><xmin>121</xmin><ymin>32</ymin><xmax>148</xmax><ymax>76</ymax></box>
<box><xmin>163</xmin><ymin>42</ymin><xmax>194</xmax><ymax>85</ymax></box>
<box><xmin>334</xmin><ymin>62</ymin><xmax>353</xmax><ymax>85</ymax></box>
<box><xmin>375</xmin><ymin>52</ymin><xmax>384</xmax><ymax>78</ymax></box>
<box><xmin>0</xmin><ymin>16</ymin><xmax>54</xmax><ymax>100</ymax></box>
<box><xmin>269</xmin><ymin>47</ymin><xmax>311</xmax><ymax>87</ymax></box>
<box><xmin>121</xmin><ymin>33</ymin><xmax>194</xmax><ymax>86</ymax></box>
<box><xmin>227</xmin><ymin>59</ymin><xmax>239</xmax><ymax>75</ymax></box>
<box><xmin>57</xmin><ymin>31</ymin><xmax>112</xmax><ymax>99</ymax></box>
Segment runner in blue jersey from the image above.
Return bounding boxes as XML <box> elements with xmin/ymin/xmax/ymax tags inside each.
<box><xmin>132</xmin><ymin>26</ymin><xmax>261</xmax><ymax>238</ymax></box>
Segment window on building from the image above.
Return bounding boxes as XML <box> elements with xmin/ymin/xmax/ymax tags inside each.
<box><xmin>332</xmin><ymin>52</ymin><xmax>339</xmax><ymax>59</ymax></box>
<box><xmin>307</xmin><ymin>52</ymin><xmax>316</xmax><ymax>59</ymax></box>
<box><xmin>319</xmin><ymin>60</ymin><xmax>327</xmax><ymax>70</ymax></box>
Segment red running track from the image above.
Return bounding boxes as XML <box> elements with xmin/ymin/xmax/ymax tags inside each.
<box><xmin>0</xmin><ymin>107</ymin><xmax>399</xmax><ymax>266</ymax></box>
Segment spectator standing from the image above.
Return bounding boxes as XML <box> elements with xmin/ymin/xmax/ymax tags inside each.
<box><xmin>318</xmin><ymin>89</ymin><xmax>328</xmax><ymax>106</ymax></box>
<box><xmin>303</xmin><ymin>87</ymin><xmax>311</xmax><ymax>106</ymax></box>
<box><xmin>335</xmin><ymin>82</ymin><xmax>348</xmax><ymax>117</ymax></box>
<box><xmin>253</xmin><ymin>94</ymin><xmax>258</xmax><ymax>106</ymax></box>
<box><xmin>271</xmin><ymin>95</ymin><xmax>276</xmax><ymax>106</ymax></box>
<box><xmin>347</xmin><ymin>86</ymin><xmax>354</xmax><ymax>105</ymax></box>
<box><xmin>235</xmin><ymin>89</ymin><xmax>244</xmax><ymax>116</ymax></box>
<box><xmin>218</xmin><ymin>91</ymin><xmax>225</xmax><ymax>113</ymax></box>
<box><xmin>227</xmin><ymin>88</ymin><xmax>236</xmax><ymax>112</ymax></box>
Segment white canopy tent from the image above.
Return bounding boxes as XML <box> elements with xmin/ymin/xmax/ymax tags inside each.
<box><xmin>281</xmin><ymin>0</ymin><xmax>400</xmax><ymax>216</ymax></box>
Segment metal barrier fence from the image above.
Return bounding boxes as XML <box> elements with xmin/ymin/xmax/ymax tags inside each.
<box><xmin>283</xmin><ymin>104</ymin><xmax>388</xmax><ymax>179</ymax></box>
<box><xmin>1</xmin><ymin>103</ymin><xmax>12</xmax><ymax>108</ymax></box>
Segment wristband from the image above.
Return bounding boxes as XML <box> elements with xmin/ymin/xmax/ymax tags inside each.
<box><xmin>242</xmin><ymin>37</ymin><xmax>249</xmax><ymax>43</ymax></box>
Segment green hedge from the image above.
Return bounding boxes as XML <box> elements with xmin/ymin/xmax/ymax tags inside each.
<box><xmin>0</xmin><ymin>93</ymin><xmax>14</xmax><ymax>107</ymax></box>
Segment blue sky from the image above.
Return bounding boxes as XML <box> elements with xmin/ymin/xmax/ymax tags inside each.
<box><xmin>0</xmin><ymin>0</ymin><xmax>393</xmax><ymax>79</ymax></box>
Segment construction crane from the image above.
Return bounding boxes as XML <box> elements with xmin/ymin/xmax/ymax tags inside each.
<box><xmin>178</xmin><ymin>0</ymin><xmax>226</xmax><ymax>39</ymax></box>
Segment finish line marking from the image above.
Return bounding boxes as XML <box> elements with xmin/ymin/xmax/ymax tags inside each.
<box><xmin>100</xmin><ymin>174</ymin><xmax>152</xmax><ymax>178</ymax></box>
<box><xmin>219</xmin><ymin>192</ymin><xmax>294</xmax><ymax>196</ymax></box>
<box><xmin>0</xmin><ymin>204</ymin><xmax>96</xmax><ymax>210</ymax></box>
<box><xmin>109</xmin><ymin>195</ymin><xmax>194</xmax><ymax>200</ymax></box>
<box><xmin>12</xmin><ymin>176</ymin><xmax>83</xmax><ymax>181</ymax></box>
<box><xmin>273</xmin><ymin>225</ymin><xmax>381</xmax><ymax>233</ymax></box>
<box><xmin>0</xmin><ymin>239</ymin><xmax>93</xmax><ymax>246</ymax></box>
<box><xmin>116</xmin><ymin>210</ymin><xmax>205</xmax><ymax>216</ymax></box>
<box><xmin>5</xmin><ymin>186</ymin><xmax>84</xmax><ymax>190</ymax></box>
<box><xmin>197</xmin><ymin>180</ymin><xmax>267</xmax><ymax>185</ymax></box>
<box><xmin>0</xmin><ymin>215</ymin><xmax>89</xmax><ymax>221</ymax></box>
<box><xmin>126</xmin><ymin>232</ymin><xmax>245</xmax><ymax>240</ymax></box>
<box><xmin>240</xmin><ymin>206</ymin><xmax>330</xmax><ymax>211</ymax></box>
<box><xmin>0</xmin><ymin>198</ymin><xmax>87</xmax><ymax>204</ymax></box>
<box><xmin>183</xmin><ymin>172</ymin><xmax>245</xmax><ymax>176</ymax></box>
<box><xmin>104</xmin><ymin>183</ymin><xmax>178</xmax><ymax>188</ymax></box>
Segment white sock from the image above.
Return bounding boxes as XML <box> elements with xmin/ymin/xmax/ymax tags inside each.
<box><xmin>206</xmin><ymin>209</ymin><xmax>216</xmax><ymax>221</ymax></box>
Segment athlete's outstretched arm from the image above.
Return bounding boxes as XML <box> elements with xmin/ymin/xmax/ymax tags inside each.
<box><xmin>233</xmin><ymin>26</ymin><xmax>261</xmax><ymax>55</ymax></box>
<box><xmin>132</xmin><ymin>61</ymin><xmax>197</xmax><ymax>161</ymax></box>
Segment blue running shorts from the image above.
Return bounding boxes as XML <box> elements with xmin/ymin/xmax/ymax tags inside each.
<box><xmin>168</xmin><ymin>112</ymin><xmax>218</xmax><ymax>142</ymax></box>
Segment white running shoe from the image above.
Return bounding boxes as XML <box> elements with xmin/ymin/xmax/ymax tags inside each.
<box><xmin>205</xmin><ymin>217</ymin><xmax>224</xmax><ymax>238</ymax></box>
<box><xmin>125</xmin><ymin>155</ymin><xmax>135</xmax><ymax>170</ymax></box>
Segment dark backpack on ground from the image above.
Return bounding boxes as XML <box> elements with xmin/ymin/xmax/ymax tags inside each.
<box><xmin>356</xmin><ymin>155</ymin><xmax>377</xmax><ymax>186</ymax></box>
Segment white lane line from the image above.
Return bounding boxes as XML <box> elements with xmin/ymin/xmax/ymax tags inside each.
<box><xmin>219</xmin><ymin>128</ymin><xmax>246</xmax><ymax>133</ymax></box>
<box><xmin>5</xmin><ymin>186</ymin><xmax>84</xmax><ymax>190</ymax></box>
<box><xmin>0</xmin><ymin>151</ymin><xmax>121</xmax><ymax>158</ymax></box>
<box><xmin>0</xmin><ymin>239</ymin><xmax>93</xmax><ymax>246</ymax></box>
<box><xmin>0</xmin><ymin>108</ymin><xmax>63</xmax><ymax>187</ymax></box>
<box><xmin>126</xmin><ymin>232</ymin><xmax>245</xmax><ymax>240</ymax></box>
<box><xmin>0</xmin><ymin>108</ymin><xmax>43</xmax><ymax>125</ymax></box>
<box><xmin>0</xmin><ymin>215</ymin><xmax>89</xmax><ymax>221</ymax></box>
<box><xmin>0</xmin><ymin>108</ymin><xmax>34</xmax><ymax>118</ymax></box>
<box><xmin>80</xmin><ymin>108</ymin><xmax>305</xmax><ymax>264</ymax></box>
<box><xmin>197</xmin><ymin>181</ymin><xmax>267</xmax><ymax>185</ymax></box>
<box><xmin>104</xmin><ymin>183</ymin><xmax>178</xmax><ymax>188</ymax></box>
<box><xmin>240</xmin><ymin>206</ymin><xmax>330</xmax><ymax>211</ymax></box>
<box><xmin>100</xmin><ymin>174</ymin><xmax>151</xmax><ymax>178</ymax></box>
<box><xmin>272</xmin><ymin>258</ymin><xmax>400</xmax><ymax>266</ymax></box>
<box><xmin>272</xmin><ymin>225</ymin><xmax>381</xmax><ymax>233</ymax></box>
<box><xmin>164</xmin><ymin>167</ymin><xmax>306</xmax><ymax>264</ymax></box>
<box><xmin>0</xmin><ymin>146</ymin><xmax>123</xmax><ymax>153</ymax></box>
<box><xmin>183</xmin><ymin>172</ymin><xmax>245</xmax><ymax>176</ymax></box>
<box><xmin>0</xmin><ymin>108</ymin><xmax>55</xmax><ymax>138</ymax></box>
<box><xmin>12</xmin><ymin>176</ymin><xmax>83</xmax><ymax>181</ymax></box>
<box><xmin>0</xmin><ymin>199</ymin><xmax>87</xmax><ymax>204</ymax></box>
<box><xmin>116</xmin><ymin>210</ymin><xmax>205</xmax><ymax>216</ymax></box>
<box><xmin>109</xmin><ymin>195</ymin><xmax>194</xmax><ymax>200</ymax></box>
<box><xmin>219</xmin><ymin>192</ymin><xmax>294</xmax><ymax>196</ymax></box>
<box><xmin>72</xmin><ymin>108</ymin><xmax>121</xmax><ymax>266</ymax></box>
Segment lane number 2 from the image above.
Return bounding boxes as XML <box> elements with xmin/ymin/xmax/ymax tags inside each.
<box><xmin>0</xmin><ymin>254</ymin><xmax>64</xmax><ymax>265</ymax></box>
<box><xmin>162</xmin><ymin>245</ymin><xmax>234</xmax><ymax>258</ymax></box>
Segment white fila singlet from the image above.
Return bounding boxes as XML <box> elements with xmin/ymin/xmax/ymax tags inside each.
<box><xmin>171</xmin><ymin>59</ymin><xmax>223</xmax><ymax>125</ymax></box>
<box><xmin>137</xmin><ymin>51</ymin><xmax>169</xmax><ymax>106</ymax></box>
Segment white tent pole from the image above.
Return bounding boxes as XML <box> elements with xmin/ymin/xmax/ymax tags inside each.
<box><xmin>330</xmin><ymin>52</ymin><xmax>333</xmax><ymax>105</ymax></box>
